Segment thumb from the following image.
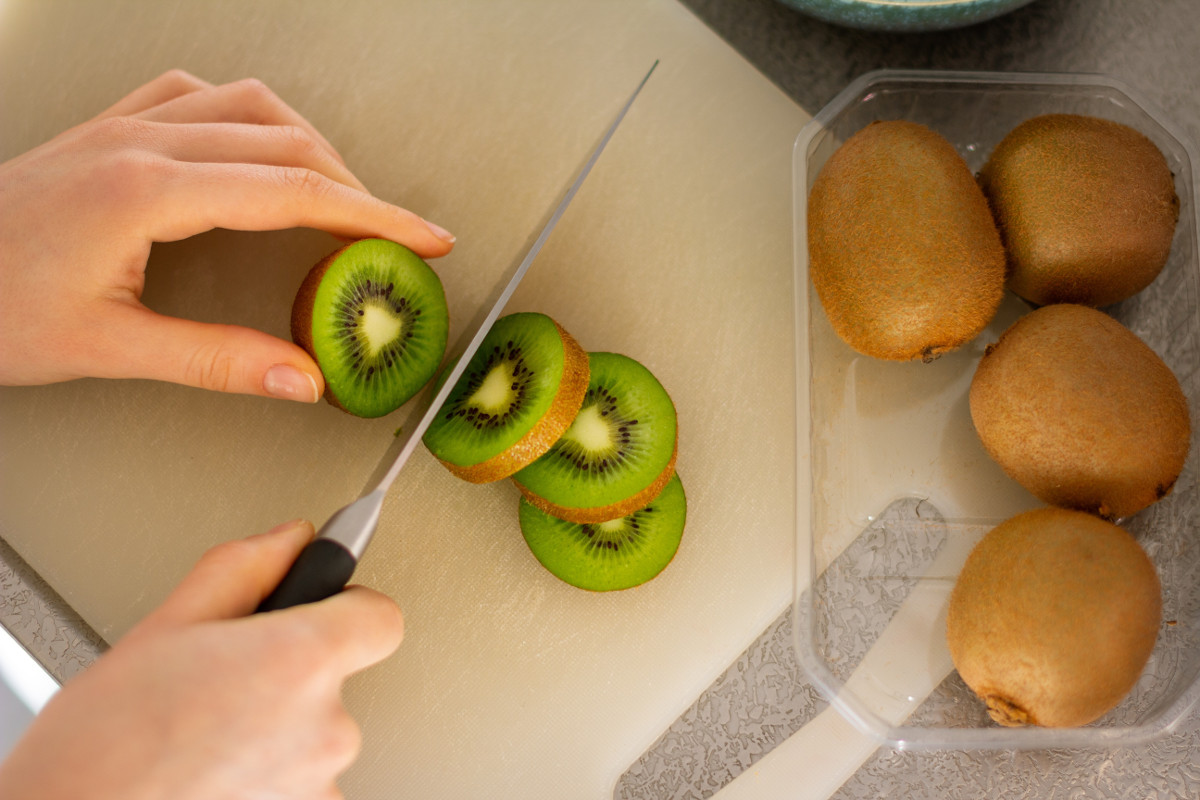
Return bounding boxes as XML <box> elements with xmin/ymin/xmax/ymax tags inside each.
<box><xmin>101</xmin><ymin>302</ymin><xmax>325</xmax><ymax>402</ymax></box>
<box><xmin>137</xmin><ymin>519</ymin><xmax>317</xmax><ymax>631</ymax></box>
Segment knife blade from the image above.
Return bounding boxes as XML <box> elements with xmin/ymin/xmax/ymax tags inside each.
<box><xmin>257</xmin><ymin>61</ymin><xmax>658</xmax><ymax>612</ymax></box>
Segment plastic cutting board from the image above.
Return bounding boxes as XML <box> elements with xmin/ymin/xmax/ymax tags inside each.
<box><xmin>0</xmin><ymin>1</ymin><xmax>810</xmax><ymax>797</ymax></box>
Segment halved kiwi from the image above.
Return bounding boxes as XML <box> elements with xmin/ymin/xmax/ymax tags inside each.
<box><xmin>422</xmin><ymin>312</ymin><xmax>589</xmax><ymax>482</ymax></box>
<box><xmin>513</xmin><ymin>352</ymin><xmax>677</xmax><ymax>523</ymax></box>
<box><xmin>519</xmin><ymin>473</ymin><xmax>686</xmax><ymax>591</ymax></box>
<box><xmin>292</xmin><ymin>238</ymin><xmax>448</xmax><ymax>418</ymax></box>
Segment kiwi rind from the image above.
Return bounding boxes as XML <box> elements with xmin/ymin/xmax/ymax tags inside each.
<box><xmin>292</xmin><ymin>238</ymin><xmax>448</xmax><ymax>418</ymax></box>
<box><xmin>422</xmin><ymin>312</ymin><xmax>589</xmax><ymax>483</ymax></box>
<box><xmin>807</xmin><ymin>120</ymin><xmax>1006</xmax><ymax>362</ymax></box>
<box><xmin>519</xmin><ymin>473</ymin><xmax>686</xmax><ymax>591</ymax></box>
<box><xmin>969</xmin><ymin>303</ymin><xmax>1190</xmax><ymax>520</ymax></box>
<box><xmin>979</xmin><ymin>113</ymin><xmax>1179</xmax><ymax>308</ymax></box>
<box><xmin>946</xmin><ymin>507</ymin><xmax>1161</xmax><ymax>728</ymax></box>
<box><xmin>512</xmin><ymin>351</ymin><xmax>678</xmax><ymax>524</ymax></box>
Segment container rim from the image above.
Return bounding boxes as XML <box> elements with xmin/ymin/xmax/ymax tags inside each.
<box><xmin>792</xmin><ymin>67</ymin><xmax>1200</xmax><ymax>751</ymax></box>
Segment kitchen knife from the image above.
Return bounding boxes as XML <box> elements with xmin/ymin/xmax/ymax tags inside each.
<box><xmin>257</xmin><ymin>61</ymin><xmax>658</xmax><ymax>612</ymax></box>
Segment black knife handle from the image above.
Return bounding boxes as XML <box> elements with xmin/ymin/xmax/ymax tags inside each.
<box><xmin>256</xmin><ymin>538</ymin><xmax>357</xmax><ymax>613</ymax></box>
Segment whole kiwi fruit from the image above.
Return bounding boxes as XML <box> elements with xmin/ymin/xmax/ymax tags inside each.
<box><xmin>946</xmin><ymin>507</ymin><xmax>1161</xmax><ymax>728</ymax></box>
<box><xmin>979</xmin><ymin>113</ymin><xmax>1179</xmax><ymax>307</ymax></box>
<box><xmin>807</xmin><ymin>120</ymin><xmax>1006</xmax><ymax>362</ymax></box>
<box><xmin>970</xmin><ymin>303</ymin><xmax>1190</xmax><ymax>520</ymax></box>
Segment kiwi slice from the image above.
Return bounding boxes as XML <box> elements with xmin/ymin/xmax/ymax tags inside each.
<box><xmin>519</xmin><ymin>473</ymin><xmax>686</xmax><ymax>591</ymax></box>
<box><xmin>422</xmin><ymin>312</ymin><xmax>589</xmax><ymax>483</ymax></box>
<box><xmin>513</xmin><ymin>352</ymin><xmax>677</xmax><ymax>523</ymax></box>
<box><xmin>292</xmin><ymin>238</ymin><xmax>448</xmax><ymax>418</ymax></box>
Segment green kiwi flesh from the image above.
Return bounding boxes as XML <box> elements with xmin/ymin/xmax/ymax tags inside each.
<box><xmin>519</xmin><ymin>473</ymin><xmax>686</xmax><ymax>591</ymax></box>
<box><xmin>292</xmin><ymin>238</ymin><xmax>448</xmax><ymax>418</ymax></box>
<box><xmin>513</xmin><ymin>352</ymin><xmax>677</xmax><ymax>523</ymax></box>
<box><xmin>422</xmin><ymin>312</ymin><xmax>589</xmax><ymax>483</ymax></box>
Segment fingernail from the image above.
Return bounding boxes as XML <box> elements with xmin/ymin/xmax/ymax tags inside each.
<box><xmin>423</xmin><ymin>218</ymin><xmax>456</xmax><ymax>244</ymax></box>
<box><xmin>264</xmin><ymin>364</ymin><xmax>320</xmax><ymax>403</ymax></box>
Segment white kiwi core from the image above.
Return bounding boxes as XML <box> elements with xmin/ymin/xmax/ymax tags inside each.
<box><xmin>360</xmin><ymin>302</ymin><xmax>403</xmax><ymax>356</ymax></box>
<box><xmin>597</xmin><ymin>518</ymin><xmax>627</xmax><ymax>534</ymax></box>
<box><xmin>469</xmin><ymin>363</ymin><xmax>516</xmax><ymax>413</ymax></box>
<box><xmin>563</xmin><ymin>404</ymin><xmax>612</xmax><ymax>452</ymax></box>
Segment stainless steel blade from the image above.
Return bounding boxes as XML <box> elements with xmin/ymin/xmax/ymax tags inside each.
<box><xmin>321</xmin><ymin>61</ymin><xmax>658</xmax><ymax>560</ymax></box>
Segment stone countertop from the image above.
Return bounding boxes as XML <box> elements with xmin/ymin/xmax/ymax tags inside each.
<box><xmin>4</xmin><ymin>1</ymin><xmax>1200</xmax><ymax>798</ymax></box>
<box><xmin>618</xmin><ymin>1</ymin><xmax>1200</xmax><ymax>797</ymax></box>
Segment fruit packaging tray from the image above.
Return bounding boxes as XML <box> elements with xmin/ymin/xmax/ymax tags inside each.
<box><xmin>792</xmin><ymin>69</ymin><xmax>1200</xmax><ymax>749</ymax></box>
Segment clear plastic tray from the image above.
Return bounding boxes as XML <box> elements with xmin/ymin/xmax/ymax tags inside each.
<box><xmin>792</xmin><ymin>69</ymin><xmax>1200</xmax><ymax>749</ymax></box>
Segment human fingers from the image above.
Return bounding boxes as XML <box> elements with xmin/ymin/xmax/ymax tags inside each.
<box><xmin>150</xmin><ymin>160</ymin><xmax>456</xmax><ymax>256</ymax></box>
<box><xmin>135</xmin><ymin>77</ymin><xmax>346</xmax><ymax>168</ymax></box>
<box><xmin>90</xmin><ymin>300</ymin><xmax>324</xmax><ymax>400</ymax></box>
<box><xmin>139</xmin><ymin>519</ymin><xmax>316</xmax><ymax>630</ymax></box>
<box><xmin>140</xmin><ymin>120</ymin><xmax>368</xmax><ymax>192</ymax></box>
<box><xmin>288</xmin><ymin>585</ymin><xmax>405</xmax><ymax>677</ymax></box>
<box><xmin>94</xmin><ymin>68</ymin><xmax>213</xmax><ymax>120</ymax></box>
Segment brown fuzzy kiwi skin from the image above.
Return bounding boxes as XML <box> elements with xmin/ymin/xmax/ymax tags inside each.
<box><xmin>979</xmin><ymin>114</ymin><xmax>1179</xmax><ymax>308</ymax></box>
<box><xmin>807</xmin><ymin>120</ymin><xmax>1006</xmax><ymax>362</ymax></box>
<box><xmin>946</xmin><ymin>507</ymin><xmax>1161</xmax><ymax>728</ymax></box>
<box><xmin>291</xmin><ymin>246</ymin><xmax>349</xmax><ymax>411</ymax></box>
<box><xmin>512</xmin><ymin>438</ymin><xmax>678</xmax><ymax>524</ymax></box>
<box><xmin>969</xmin><ymin>303</ymin><xmax>1190</xmax><ymax>520</ymax></box>
<box><xmin>433</xmin><ymin>320</ymin><xmax>589</xmax><ymax>484</ymax></box>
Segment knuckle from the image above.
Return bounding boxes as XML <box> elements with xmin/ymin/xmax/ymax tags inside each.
<box><xmin>183</xmin><ymin>340</ymin><xmax>237</xmax><ymax>392</ymax></box>
<box><xmin>322</xmin><ymin>710</ymin><xmax>363</xmax><ymax>766</ymax></box>
<box><xmin>279</xmin><ymin>124</ymin><xmax>324</xmax><ymax>161</ymax></box>
<box><xmin>82</xmin><ymin>142</ymin><xmax>176</xmax><ymax>211</ymax></box>
<box><xmin>88</xmin><ymin>114</ymin><xmax>152</xmax><ymax>146</ymax></box>
<box><xmin>199</xmin><ymin>536</ymin><xmax>256</xmax><ymax>569</ymax></box>
<box><xmin>156</xmin><ymin>68</ymin><xmax>203</xmax><ymax>92</ymax></box>
<box><xmin>230</xmin><ymin>76</ymin><xmax>277</xmax><ymax>107</ymax></box>
<box><xmin>283</xmin><ymin>165</ymin><xmax>333</xmax><ymax>200</ymax></box>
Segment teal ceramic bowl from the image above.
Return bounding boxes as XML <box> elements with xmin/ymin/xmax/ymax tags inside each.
<box><xmin>779</xmin><ymin>0</ymin><xmax>1037</xmax><ymax>32</ymax></box>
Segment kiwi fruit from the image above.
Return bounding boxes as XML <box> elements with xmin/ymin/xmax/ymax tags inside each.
<box><xmin>979</xmin><ymin>113</ymin><xmax>1179</xmax><ymax>307</ymax></box>
<box><xmin>513</xmin><ymin>352</ymin><xmax>677</xmax><ymax>524</ymax></box>
<box><xmin>422</xmin><ymin>312</ymin><xmax>589</xmax><ymax>483</ymax></box>
<box><xmin>519</xmin><ymin>473</ymin><xmax>686</xmax><ymax>591</ymax></box>
<box><xmin>807</xmin><ymin>120</ymin><xmax>1006</xmax><ymax>362</ymax></box>
<box><xmin>946</xmin><ymin>507</ymin><xmax>1161</xmax><ymax>728</ymax></box>
<box><xmin>970</xmin><ymin>303</ymin><xmax>1190</xmax><ymax>520</ymax></box>
<box><xmin>291</xmin><ymin>238</ymin><xmax>449</xmax><ymax>418</ymax></box>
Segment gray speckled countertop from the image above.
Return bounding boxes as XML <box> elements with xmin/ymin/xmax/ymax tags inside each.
<box><xmin>618</xmin><ymin>1</ymin><xmax>1200</xmax><ymax>797</ymax></box>
<box><xmin>5</xmin><ymin>1</ymin><xmax>1200</xmax><ymax>797</ymax></box>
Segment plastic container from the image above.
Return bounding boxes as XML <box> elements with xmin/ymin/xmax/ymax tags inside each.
<box><xmin>792</xmin><ymin>69</ymin><xmax>1200</xmax><ymax>749</ymax></box>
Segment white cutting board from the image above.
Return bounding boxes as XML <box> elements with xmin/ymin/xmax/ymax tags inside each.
<box><xmin>0</xmin><ymin>2</ymin><xmax>809</xmax><ymax>797</ymax></box>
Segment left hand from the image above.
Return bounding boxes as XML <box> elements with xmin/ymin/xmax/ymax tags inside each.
<box><xmin>0</xmin><ymin>69</ymin><xmax>456</xmax><ymax>401</ymax></box>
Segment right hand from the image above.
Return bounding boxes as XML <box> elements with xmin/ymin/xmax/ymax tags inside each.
<box><xmin>0</xmin><ymin>519</ymin><xmax>405</xmax><ymax>800</ymax></box>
